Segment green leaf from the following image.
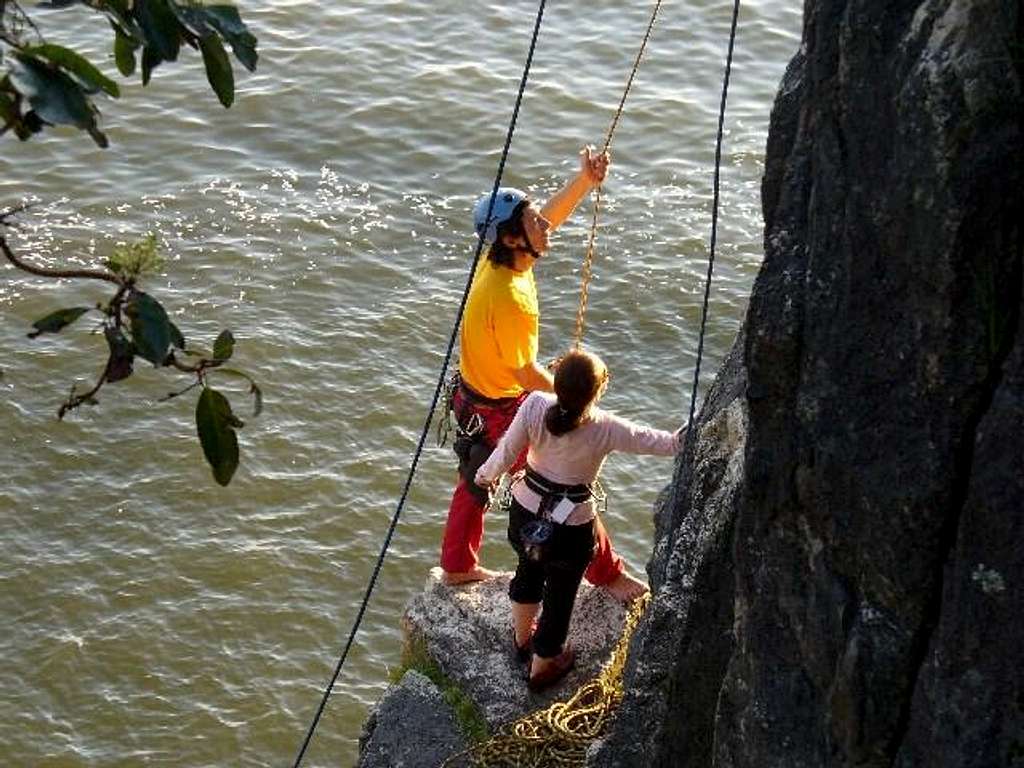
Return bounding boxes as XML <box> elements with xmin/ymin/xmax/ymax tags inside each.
<box><xmin>27</xmin><ymin>307</ymin><xmax>92</xmax><ymax>338</ymax></box>
<box><xmin>212</xmin><ymin>329</ymin><xmax>235</xmax><ymax>361</ymax></box>
<box><xmin>104</xmin><ymin>233</ymin><xmax>164</xmax><ymax>278</ymax></box>
<box><xmin>141</xmin><ymin>40</ymin><xmax>162</xmax><ymax>86</ymax></box>
<box><xmin>198</xmin><ymin>34</ymin><xmax>234</xmax><ymax>107</ymax></box>
<box><xmin>106</xmin><ymin>0</ymin><xmax>132</xmax><ymax>15</ymax></box>
<box><xmin>114</xmin><ymin>29</ymin><xmax>138</xmax><ymax>77</ymax></box>
<box><xmin>136</xmin><ymin>0</ymin><xmax>182</xmax><ymax>64</ymax></box>
<box><xmin>202</xmin><ymin>6</ymin><xmax>258</xmax><ymax>72</ymax></box>
<box><xmin>250</xmin><ymin>382</ymin><xmax>263</xmax><ymax>417</ymax></box>
<box><xmin>22</xmin><ymin>44</ymin><xmax>120</xmax><ymax>97</ymax></box>
<box><xmin>196</xmin><ymin>386</ymin><xmax>242</xmax><ymax>486</ymax></box>
<box><xmin>127</xmin><ymin>292</ymin><xmax>172</xmax><ymax>365</ymax></box>
<box><xmin>0</xmin><ymin>91</ymin><xmax>18</xmax><ymax>125</ymax></box>
<box><xmin>169</xmin><ymin>320</ymin><xmax>186</xmax><ymax>350</ymax></box>
<box><xmin>7</xmin><ymin>54</ymin><xmax>101</xmax><ymax>132</ymax></box>
<box><xmin>103</xmin><ymin>325</ymin><xmax>135</xmax><ymax>383</ymax></box>
<box><xmin>104</xmin><ymin>7</ymin><xmax>144</xmax><ymax>43</ymax></box>
<box><xmin>168</xmin><ymin>4</ymin><xmax>213</xmax><ymax>37</ymax></box>
<box><xmin>87</xmin><ymin>125</ymin><xmax>110</xmax><ymax>148</ymax></box>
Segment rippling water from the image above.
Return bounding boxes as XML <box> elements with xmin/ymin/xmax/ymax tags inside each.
<box><xmin>0</xmin><ymin>1</ymin><xmax>801</xmax><ymax>765</ymax></box>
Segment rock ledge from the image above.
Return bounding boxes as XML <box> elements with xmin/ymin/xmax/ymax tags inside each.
<box><xmin>402</xmin><ymin>567</ymin><xmax>630</xmax><ymax>729</ymax></box>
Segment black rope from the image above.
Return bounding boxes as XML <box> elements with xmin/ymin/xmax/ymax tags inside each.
<box><xmin>288</xmin><ymin>2</ymin><xmax>549</xmax><ymax>766</ymax></box>
<box><xmin>682</xmin><ymin>0</ymin><xmax>742</xmax><ymax>448</ymax></box>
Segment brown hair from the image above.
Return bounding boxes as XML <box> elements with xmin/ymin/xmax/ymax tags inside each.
<box><xmin>486</xmin><ymin>201</ymin><xmax>529</xmax><ymax>268</ymax></box>
<box><xmin>545</xmin><ymin>349</ymin><xmax>608</xmax><ymax>437</ymax></box>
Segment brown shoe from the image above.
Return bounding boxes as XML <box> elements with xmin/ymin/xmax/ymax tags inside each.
<box><xmin>513</xmin><ymin>620</ymin><xmax>538</xmax><ymax>665</ymax></box>
<box><xmin>514</xmin><ymin>633</ymin><xmax>534</xmax><ymax>665</ymax></box>
<box><xmin>527</xmin><ymin>648</ymin><xmax>575</xmax><ymax>693</ymax></box>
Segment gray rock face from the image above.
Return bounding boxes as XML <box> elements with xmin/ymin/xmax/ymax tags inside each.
<box><xmin>356</xmin><ymin>670</ymin><xmax>467</xmax><ymax>768</ymax></box>
<box><xmin>403</xmin><ymin>568</ymin><xmax>628</xmax><ymax>729</ymax></box>
<box><xmin>592</xmin><ymin>328</ymin><xmax>748</xmax><ymax>767</ymax></box>
<box><xmin>595</xmin><ymin>0</ymin><xmax>1022</xmax><ymax>766</ymax></box>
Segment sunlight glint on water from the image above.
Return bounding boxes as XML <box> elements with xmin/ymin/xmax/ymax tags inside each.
<box><xmin>0</xmin><ymin>1</ymin><xmax>801</xmax><ymax>764</ymax></box>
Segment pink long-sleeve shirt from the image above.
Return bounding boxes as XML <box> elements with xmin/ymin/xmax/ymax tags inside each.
<box><xmin>476</xmin><ymin>391</ymin><xmax>682</xmax><ymax>525</ymax></box>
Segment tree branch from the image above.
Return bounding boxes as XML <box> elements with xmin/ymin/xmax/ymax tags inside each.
<box><xmin>159</xmin><ymin>378</ymin><xmax>203</xmax><ymax>403</ymax></box>
<box><xmin>1</xmin><ymin>0</ymin><xmax>43</xmax><ymax>46</ymax></box>
<box><xmin>1</xmin><ymin>236</ymin><xmax>122</xmax><ymax>284</ymax></box>
<box><xmin>58</xmin><ymin>369</ymin><xmax>108</xmax><ymax>420</ymax></box>
<box><xmin>166</xmin><ymin>350</ymin><xmax>224</xmax><ymax>375</ymax></box>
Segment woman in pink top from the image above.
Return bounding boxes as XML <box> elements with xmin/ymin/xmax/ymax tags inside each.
<box><xmin>475</xmin><ymin>349</ymin><xmax>683</xmax><ymax>691</ymax></box>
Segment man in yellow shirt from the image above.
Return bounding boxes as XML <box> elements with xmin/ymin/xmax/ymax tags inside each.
<box><xmin>440</xmin><ymin>146</ymin><xmax>648</xmax><ymax>602</ymax></box>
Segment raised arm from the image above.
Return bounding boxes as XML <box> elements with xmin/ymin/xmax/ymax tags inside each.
<box><xmin>539</xmin><ymin>145</ymin><xmax>610</xmax><ymax>231</ymax></box>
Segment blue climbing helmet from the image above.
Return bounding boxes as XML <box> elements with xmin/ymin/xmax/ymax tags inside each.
<box><xmin>473</xmin><ymin>187</ymin><xmax>529</xmax><ymax>244</ymax></box>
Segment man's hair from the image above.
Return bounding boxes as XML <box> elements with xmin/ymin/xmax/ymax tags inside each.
<box><xmin>486</xmin><ymin>200</ymin><xmax>529</xmax><ymax>268</ymax></box>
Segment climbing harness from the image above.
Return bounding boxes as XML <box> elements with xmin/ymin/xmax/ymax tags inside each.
<box><xmin>495</xmin><ymin>456</ymin><xmax>610</xmax><ymax>561</ymax></box>
<box><xmin>452</xmin><ymin>411</ymin><xmax>490</xmax><ymax>504</ymax></box>
<box><xmin>523</xmin><ymin>465</ymin><xmax>593</xmax><ymax>520</ymax></box>
<box><xmin>513</xmin><ymin>465</ymin><xmax>595</xmax><ymax>559</ymax></box>
<box><xmin>442</xmin><ymin>372</ymin><xmax>526</xmax><ymax>504</ymax></box>
<box><xmin>572</xmin><ymin>0</ymin><xmax>665</xmax><ymax>348</ymax></box>
<box><xmin>441</xmin><ymin>593</ymin><xmax>651</xmax><ymax>767</ymax></box>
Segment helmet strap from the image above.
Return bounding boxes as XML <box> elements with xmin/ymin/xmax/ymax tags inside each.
<box><xmin>523</xmin><ymin>236</ymin><xmax>542</xmax><ymax>260</ymax></box>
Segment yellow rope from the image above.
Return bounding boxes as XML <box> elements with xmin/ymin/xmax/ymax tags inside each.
<box><xmin>572</xmin><ymin>182</ymin><xmax>603</xmax><ymax>349</ymax></box>
<box><xmin>572</xmin><ymin>0</ymin><xmax>663</xmax><ymax>348</ymax></box>
<box><xmin>443</xmin><ymin>593</ymin><xmax>650</xmax><ymax>768</ymax></box>
<box><xmin>443</xmin><ymin>5</ymin><xmax>663</xmax><ymax>763</ymax></box>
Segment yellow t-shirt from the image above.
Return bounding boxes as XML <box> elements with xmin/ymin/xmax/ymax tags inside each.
<box><xmin>459</xmin><ymin>259</ymin><xmax>539</xmax><ymax>399</ymax></box>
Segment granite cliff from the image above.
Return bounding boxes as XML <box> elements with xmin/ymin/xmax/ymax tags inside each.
<box><xmin>594</xmin><ymin>0</ymin><xmax>1022</xmax><ymax>765</ymax></box>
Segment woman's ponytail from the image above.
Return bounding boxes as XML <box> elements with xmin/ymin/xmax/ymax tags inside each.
<box><xmin>544</xmin><ymin>349</ymin><xmax>608</xmax><ymax>437</ymax></box>
<box><xmin>545</xmin><ymin>401</ymin><xmax>585</xmax><ymax>437</ymax></box>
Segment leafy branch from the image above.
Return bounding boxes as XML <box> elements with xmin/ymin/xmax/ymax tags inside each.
<box><xmin>2</xmin><ymin>2</ymin><xmax>262</xmax><ymax>485</ymax></box>
<box><xmin>2</xmin><ymin>216</ymin><xmax>260</xmax><ymax>485</ymax></box>
<box><xmin>1</xmin><ymin>0</ymin><xmax>258</xmax><ymax>146</ymax></box>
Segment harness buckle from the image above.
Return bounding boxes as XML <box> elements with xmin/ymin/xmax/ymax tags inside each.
<box><xmin>437</xmin><ymin>371</ymin><xmax>462</xmax><ymax>448</ymax></box>
<box><xmin>520</xmin><ymin>519</ymin><xmax>554</xmax><ymax>562</ymax></box>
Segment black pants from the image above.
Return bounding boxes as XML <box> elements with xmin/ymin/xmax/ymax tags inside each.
<box><xmin>507</xmin><ymin>498</ymin><xmax>596</xmax><ymax>659</ymax></box>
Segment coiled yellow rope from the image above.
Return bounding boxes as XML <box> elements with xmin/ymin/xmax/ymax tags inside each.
<box><xmin>443</xmin><ymin>593</ymin><xmax>650</xmax><ymax>767</ymax></box>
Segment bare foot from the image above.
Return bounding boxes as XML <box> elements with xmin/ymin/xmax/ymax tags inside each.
<box><xmin>442</xmin><ymin>566</ymin><xmax>498</xmax><ymax>585</ymax></box>
<box><xmin>603</xmin><ymin>571</ymin><xmax>650</xmax><ymax>603</ymax></box>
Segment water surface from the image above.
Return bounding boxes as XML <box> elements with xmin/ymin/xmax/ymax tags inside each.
<box><xmin>0</xmin><ymin>1</ymin><xmax>801</xmax><ymax>764</ymax></box>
